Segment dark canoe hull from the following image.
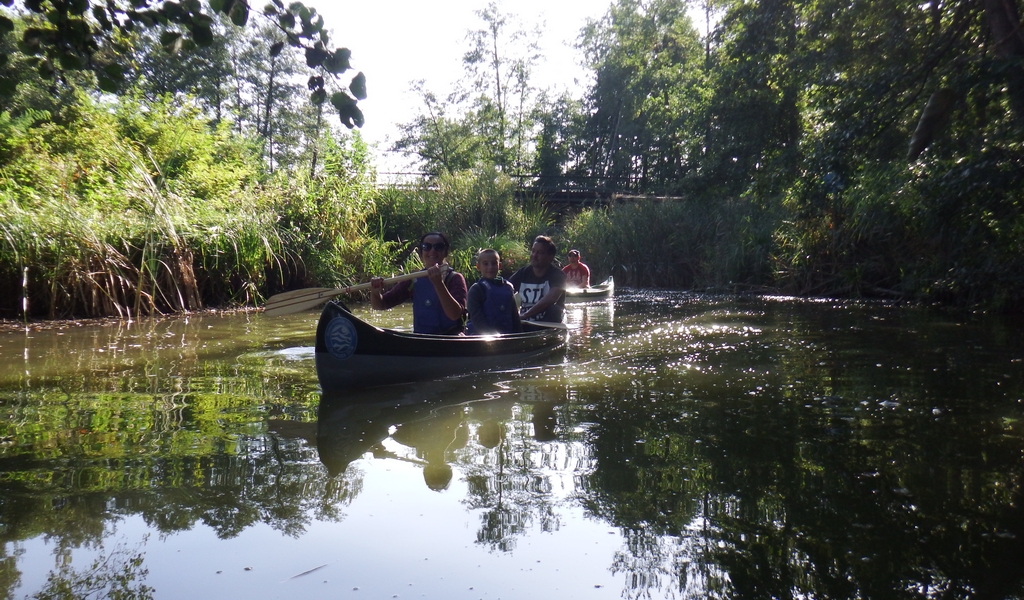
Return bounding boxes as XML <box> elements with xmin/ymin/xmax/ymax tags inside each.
<box><xmin>565</xmin><ymin>276</ymin><xmax>614</xmax><ymax>300</ymax></box>
<box><xmin>315</xmin><ymin>302</ymin><xmax>567</xmax><ymax>392</ymax></box>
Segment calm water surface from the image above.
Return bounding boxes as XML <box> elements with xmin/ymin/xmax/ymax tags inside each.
<box><xmin>2</xmin><ymin>291</ymin><xmax>1023</xmax><ymax>599</ymax></box>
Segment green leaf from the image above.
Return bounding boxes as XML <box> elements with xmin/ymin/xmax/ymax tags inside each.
<box><xmin>349</xmin><ymin>72</ymin><xmax>366</xmax><ymax>100</ymax></box>
<box><xmin>339</xmin><ymin>103</ymin><xmax>364</xmax><ymax>129</ymax></box>
<box><xmin>57</xmin><ymin>51</ymin><xmax>84</xmax><ymax>69</ymax></box>
<box><xmin>305</xmin><ymin>46</ymin><xmax>328</xmax><ymax>68</ymax></box>
<box><xmin>91</xmin><ymin>6</ymin><xmax>112</xmax><ymax>31</ymax></box>
<box><xmin>311</xmin><ymin>88</ymin><xmax>326</xmax><ymax>104</ymax></box>
<box><xmin>278</xmin><ymin>12</ymin><xmax>295</xmax><ymax>29</ymax></box>
<box><xmin>331</xmin><ymin>91</ymin><xmax>363</xmax><ymax>128</ymax></box>
<box><xmin>229</xmin><ymin>1</ymin><xmax>249</xmax><ymax>26</ymax></box>
<box><xmin>160</xmin><ymin>31</ymin><xmax>184</xmax><ymax>54</ymax></box>
<box><xmin>0</xmin><ymin>75</ymin><xmax>17</xmax><ymax>96</ymax></box>
<box><xmin>0</xmin><ymin>15</ymin><xmax>13</xmax><ymax>34</ymax></box>
<box><xmin>68</xmin><ymin>0</ymin><xmax>89</xmax><ymax>15</ymax></box>
<box><xmin>37</xmin><ymin>59</ymin><xmax>54</xmax><ymax>79</ymax></box>
<box><xmin>269</xmin><ymin>41</ymin><xmax>284</xmax><ymax>57</ymax></box>
<box><xmin>191</xmin><ymin>23</ymin><xmax>213</xmax><ymax>46</ymax></box>
<box><xmin>322</xmin><ymin>48</ymin><xmax>351</xmax><ymax>74</ymax></box>
<box><xmin>263</xmin><ymin>3</ymin><xmax>278</xmax><ymax>16</ymax></box>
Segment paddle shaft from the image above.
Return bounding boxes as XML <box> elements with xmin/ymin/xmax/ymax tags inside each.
<box><xmin>322</xmin><ymin>271</ymin><xmax>426</xmax><ymax>296</ymax></box>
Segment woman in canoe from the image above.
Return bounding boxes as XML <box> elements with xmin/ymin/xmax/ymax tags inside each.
<box><xmin>369</xmin><ymin>232</ymin><xmax>468</xmax><ymax>334</ymax></box>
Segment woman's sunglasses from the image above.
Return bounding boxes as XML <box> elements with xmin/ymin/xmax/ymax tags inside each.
<box><xmin>420</xmin><ymin>242</ymin><xmax>448</xmax><ymax>251</ymax></box>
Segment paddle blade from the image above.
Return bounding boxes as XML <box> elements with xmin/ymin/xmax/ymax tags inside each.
<box><xmin>262</xmin><ymin>288</ymin><xmax>338</xmax><ymax>316</ymax></box>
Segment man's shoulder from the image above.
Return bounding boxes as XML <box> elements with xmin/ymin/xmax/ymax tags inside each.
<box><xmin>547</xmin><ymin>266</ymin><xmax>567</xmax><ymax>285</ymax></box>
<box><xmin>508</xmin><ymin>266</ymin><xmax>530</xmax><ymax>281</ymax></box>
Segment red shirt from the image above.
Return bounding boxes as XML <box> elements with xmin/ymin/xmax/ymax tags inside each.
<box><xmin>562</xmin><ymin>262</ymin><xmax>590</xmax><ymax>288</ymax></box>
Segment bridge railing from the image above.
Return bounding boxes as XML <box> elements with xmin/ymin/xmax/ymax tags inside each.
<box><xmin>374</xmin><ymin>172</ymin><xmax>680</xmax><ymax>204</ymax></box>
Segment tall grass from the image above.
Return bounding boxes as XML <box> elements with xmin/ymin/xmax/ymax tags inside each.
<box><xmin>0</xmin><ymin>95</ymin><xmax>292</xmax><ymax>318</ymax></box>
<box><xmin>561</xmin><ymin>197</ymin><xmax>775</xmax><ymax>289</ymax></box>
<box><xmin>369</xmin><ymin>167</ymin><xmax>553</xmax><ymax>280</ymax></box>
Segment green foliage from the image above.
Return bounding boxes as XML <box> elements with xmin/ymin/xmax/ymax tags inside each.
<box><xmin>449</xmin><ymin>230</ymin><xmax>531</xmax><ymax>284</ymax></box>
<box><xmin>576</xmin><ymin>0</ymin><xmax>709</xmax><ymax>194</ymax></box>
<box><xmin>0</xmin><ymin>91</ymin><xmax>381</xmax><ymax>318</ymax></box>
<box><xmin>563</xmin><ymin>197</ymin><xmax>773</xmax><ymax>289</ymax></box>
<box><xmin>0</xmin><ymin>0</ymin><xmax>366</xmax><ymax>130</ymax></box>
<box><xmin>369</xmin><ymin>167</ymin><xmax>553</xmax><ymax>279</ymax></box>
<box><xmin>270</xmin><ymin>131</ymin><xmax>380</xmax><ymax>290</ymax></box>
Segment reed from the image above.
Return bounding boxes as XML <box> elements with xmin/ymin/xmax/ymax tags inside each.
<box><xmin>369</xmin><ymin>167</ymin><xmax>553</xmax><ymax>277</ymax></box>
<box><xmin>0</xmin><ymin>95</ymin><xmax>293</xmax><ymax>319</ymax></box>
<box><xmin>449</xmin><ymin>230</ymin><xmax>532</xmax><ymax>284</ymax></box>
<box><xmin>561</xmin><ymin>197</ymin><xmax>775</xmax><ymax>290</ymax></box>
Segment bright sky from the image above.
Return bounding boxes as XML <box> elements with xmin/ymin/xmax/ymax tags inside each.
<box><xmin>306</xmin><ymin>0</ymin><xmax>614</xmax><ymax>175</ymax></box>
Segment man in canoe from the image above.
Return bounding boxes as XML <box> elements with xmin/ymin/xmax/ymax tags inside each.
<box><xmin>369</xmin><ymin>232</ymin><xmax>468</xmax><ymax>334</ymax></box>
<box><xmin>562</xmin><ymin>249</ymin><xmax>590</xmax><ymax>288</ymax></box>
<box><xmin>509</xmin><ymin>235</ymin><xmax>566</xmax><ymax>324</ymax></box>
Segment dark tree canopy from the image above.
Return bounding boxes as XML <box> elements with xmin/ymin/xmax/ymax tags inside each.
<box><xmin>0</xmin><ymin>0</ymin><xmax>367</xmax><ymax>128</ymax></box>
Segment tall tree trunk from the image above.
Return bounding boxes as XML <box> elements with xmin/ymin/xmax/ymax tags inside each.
<box><xmin>309</xmin><ymin>104</ymin><xmax>323</xmax><ymax>179</ymax></box>
<box><xmin>262</xmin><ymin>55</ymin><xmax>278</xmax><ymax>172</ymax></box>
<box><xmin>984</xmin><ymin>0</ymin><xmax>1024</xmax><ymax>123</ymax></box>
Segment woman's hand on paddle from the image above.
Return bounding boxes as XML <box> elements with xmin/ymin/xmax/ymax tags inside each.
<box><xmin>368</xmin><ymin>276</ymin><xmax>386</xmax><ymax>309</ymax></box>
<box><xmin>426</xmin><ymin>264</ymin><xmax>445</xmax><ymax>286</ymax></box>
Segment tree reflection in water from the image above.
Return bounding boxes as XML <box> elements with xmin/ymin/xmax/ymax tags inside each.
<box><xmin>4</xmin><ymin>297</ymin><xmax>1024</xmax><ymax>599</ymax></box>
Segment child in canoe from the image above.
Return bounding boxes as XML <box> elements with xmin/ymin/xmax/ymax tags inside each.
<box><xmin>466</xmin><ymin>249</ymin><xmax>522</xmax><ymax>335</ymax></box>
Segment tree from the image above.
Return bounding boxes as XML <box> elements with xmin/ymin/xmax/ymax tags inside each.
<box><xmin>392</xmin><ymin>83</ymin><xmax>484</xmax><ymax>176</ymax></box>
<box><xmin>128</xmin><ymin>15</ymin><xmax>239</xmax><ymax>124</ymax></box>
<box><xmin>460</xmin><ymin>1</ymin><xmax>542</xmax><ymax>173</ymax></box>
<box><xmin>576</xmin><ymin>0</ymin><xmax>707</xmax><ymax>194</ymax></box>
<box><xmin>0</xmin><ymin>0</ymin><xmax>367</xmax><ymax>129</ymax></box>
<box><xmin>531</xmin><ymin>91</ymin><xmax>588</xmax><ymax>189</ymax></box>
<box><xmin>393</xmin><ymin>2</ymin><xmax>543</xmax><ymax>176</ymax></box>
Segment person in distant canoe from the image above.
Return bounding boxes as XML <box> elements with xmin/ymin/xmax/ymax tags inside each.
<box><xmin>509</xmin><ymin>235</ymin><xmax>566</xmax><ymax>323</ymax></box>
<box><xmin>370</xmin><ymin>232</ymin><xmax>467</xmax><ymax>335</ymax></box>
<box><xmin>562</xmin><ymin>249</ymin><xmax>591</xmax><ymax>289</ymax></box>
<box><xmin>466</xmin><ymin>248</ymin><xmax>522</xmax><ymax>335</ymax></box>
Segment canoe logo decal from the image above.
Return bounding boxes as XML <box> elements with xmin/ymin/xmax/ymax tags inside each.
<box><xmin>325</xmin><ymin>317</ymin><xmax>358</xmax><ymax>360</ymax></box>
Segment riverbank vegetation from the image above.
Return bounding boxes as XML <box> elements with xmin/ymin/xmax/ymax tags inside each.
<box><xmin>2</xmin><ymin>0</ymin><xmax>1023</xmax><ymax>319</ymax></box>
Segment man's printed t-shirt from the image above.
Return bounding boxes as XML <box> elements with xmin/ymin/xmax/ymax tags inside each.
<box><xmin>509</xmin><ymin>265</ymin><xmax>566</xmax><ymax>323</ymax></box>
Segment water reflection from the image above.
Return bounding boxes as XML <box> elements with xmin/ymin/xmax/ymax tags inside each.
<box><xmin>2</xmin><ymin>294</ymin><xmax>1024</xmax><ymax>599</ymax></box>
<box><xmin>315</xmin><ymin>379</ymin><xmax>583</xmax><ymax>552</ymax></box>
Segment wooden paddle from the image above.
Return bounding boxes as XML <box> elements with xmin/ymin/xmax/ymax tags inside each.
<box><xmin>526</xmin><ymin>319</ymin><xmax>568</xmax><ymax>330</ymax></box>
<box><xmin>263</xmin><ymin>270</ymin><xmax>432</xmax><ymax>316</ymax></box>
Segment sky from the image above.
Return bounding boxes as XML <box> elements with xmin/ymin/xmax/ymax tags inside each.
<box><xmin>305</xmin><ymin>0</ymin><xmax>614</xmax><ymax>175</ymax></box>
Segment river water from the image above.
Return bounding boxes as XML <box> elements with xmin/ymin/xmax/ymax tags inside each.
<box><xmin>1</xmin><ymin>290</ymin><xmax>1023</xmax><ymax>599</ymax></box>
